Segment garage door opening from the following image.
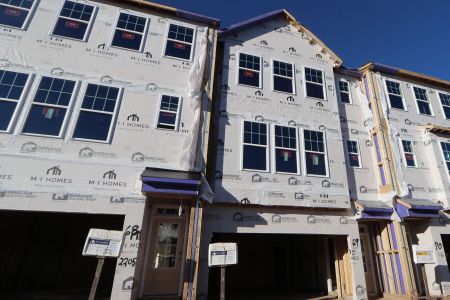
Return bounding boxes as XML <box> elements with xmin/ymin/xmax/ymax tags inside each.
<box><xmin>208</xmin><ymin>233</ymin><xmax>347</xmax><ymax>300</ymax></box>
<box><xmin>0</xmin><ymin>211</ymin><xmax>124</xmax><ymax>300</ymax></box>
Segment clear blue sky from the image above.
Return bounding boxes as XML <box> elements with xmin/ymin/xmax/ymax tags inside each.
<box><xmin>156</xmin><ymin>0</ymin><xmax>450</xmax><ymax>81</ymax></box>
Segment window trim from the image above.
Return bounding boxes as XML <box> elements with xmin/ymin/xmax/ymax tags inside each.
<box><xmin>400</xmin><ymin>139</ymin><xmax>417</xmax><ymax>168</ymax></box>
<box><xmin>236</xmin><ymin>51</ymin><xmax>262</xmax><ymax>89</ymax></box>
<box><xmin>411</xmin><ymin>84</ymin><xmax>434</xmax><ymax>116</ymax></box>
<box><xmin>338</xmin><ymin>79</ymin><xmax>352</xmax><ymax>104</ymax></box>
<box><xmin>0</xmin><ymin>0</ymin><xmax>39</xmax><ymax>30</ymax></box>
<box><xmin>49</xmin><ymin>0</ymin><xmax>97</xmax><ymax>42</ymax></box>
<box><xmin>162</xmin><ymin>22</ymin><xmax>196</xmax><ymax>62</ymax></box>
<box><xmin>271</xmin><ymin>58</ymin><xmax>296</xmax><ymax>95</ymax></box>
<box><xmin>0</xmin><ymin>69</ymin><xmax>34</xmax><ymax>134</ymax></box>
<box><xmin>154</xmin><ymin>94</ymin><xmax>182</xmax><ymax>131</ymax></box>
<box><xmin>272</xmin><ymin>124</ymin><xmax>300</xmax><ymax>175</ymax></box>
<box><xmin>438</xmin><ymin>90</ymin><xmax>450</xmax><ymax>120</ymax></box>
<box><xmin>383</xmin><ymin>78</ymin><xmax>407</xmax><ymax>111</ymax></box>
<box><xmin>346</xmin><ymin>139</ymin><xmax>362</xmax><ymax>169</ymax></box>
<box><xmin>70</xmin><ymin>82</ymin><xmax>123</xmax><ymax>144</ymax></box>
<box><xmin>19</xmin><ymin>75</ymin><xmax>80</xmax><ymax>139</ymax></box>
<box><xmin>302</xmin><ymin>128</ymin><xmax>329</xmax><ymax>177</ymax></box>
<box><xmin>303</xmin><ymin>66</ymin><xmax>326</xmax><ymax>101</ymax></box>
<box><xmin>109</xmin><ymin>10</ymin><xmax>149</xmax><ymax>53</ymax></box>
<box><xmin>241</xmin><ymin>120</ymin><xmax>269</xmax><ymax>172</ymax></box>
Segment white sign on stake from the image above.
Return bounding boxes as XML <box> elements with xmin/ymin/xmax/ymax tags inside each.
<box><xmin>208</xmin><ymin>243</ymin><xmax>238</xmax><ymax>267</ymax></box>
<box><xmin>82</xmin><ymin>228</ymin><xmax>124</xmax><ymax>258</ymax></box>
<box><xmin>412</xmin><ymin>245</ymin><xmax>435</xmax><ymax>264</ymax></box>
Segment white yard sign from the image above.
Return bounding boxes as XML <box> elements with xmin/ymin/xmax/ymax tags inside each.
<box><xmin>208</xmin><ymin>243</ymin><xmax>238</xmax><ymax>267</ymax></box>
<box><xmin>83</xmin><ymin>228</ymin><xmax>124</xmax><ymax>258</ymax></box>
<box><xmin>412</xmin><ymin>245</ymin><xmax>435</xmax><ymax>264</ymax></box>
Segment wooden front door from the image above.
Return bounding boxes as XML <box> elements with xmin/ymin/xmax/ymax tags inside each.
<box><xmin>144</xmin><ymin>216</ymin><xmax>186</xmax><ymax>295</ymax></box>
<box><xmin>360</xmin><ymin>232</ymin><xmax>377</xmax><ymax>295</ymax></box>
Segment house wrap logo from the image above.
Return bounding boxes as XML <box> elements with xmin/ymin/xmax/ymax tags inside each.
<box><xmin>88</xmin><ymin>170</ymin><xmax>126</xmax><ymax>188</ymax></box>
<box><xmin>322</xmin><ymin>180</ymin><xmax>345</xmax><ymax>189</ymax></box>
<box><xmin>21</xmin><ymin>141</ymin><xmax>62</xmax><ymax>153</ymax></box>
<box><xmin>255</xmin><ymin>90</ymin><xmax>263</xmax><ymax>96</ymax></box>
<box><xmin>365</xmin><ymin>140</ymin><xmax>373</xmax><ymax>147</ymax></box>
<box><xmin>100</xmin><ymin>75</ymin><xmax>131</xmax><ymax>86</ymax></box>
<box><xmin>103</xmin><ymin>170</ymin><xmax>117</xmax><ymax>179</ymax></box>
<box><xmin>130</xmin><ymin>152</ymin><xmax>166</xmax><ymax>163</ymax></box>
<box><xmin>21</xmin><ymin>141</ymin><xmax>37</xmax><ymax>152</ymax></box>
<box><xmin>294</xmin><ymin>192</ymin><xmax>308</xmax><ymax>200</ymax></box>
<box><xmin>232</xmin><ymin>212</ymin><xmax>264</xmax><ymax>223</ymax></box>
<box><xmin>79</xmin><ymin>147</ymin><xmax>94</xmax><ymax>157</ymax></box>
<box><xmin>51</xmin><ymin>67</ymin><xmax>64</xmax><ymax>76</ymax></box>
<box><xmin>288</xmin><ymin>177</ymin><xmax>312</xmax><ymax>186</ymax></box>
<box><xmin>359</xmin><ymin>186</ymin><xmax>378</xmax><ymax>193</ymax></box>
<box><xmin>307</xmin><ymin>215</ymin><xmax>332</xmax><ymax>224</ymax></box>
<box><xmin>30</xmin><ymin>166</ymin><xmax>72</xmax><ymax>184</ymax></box>
<box><xmin>79</xmin><ymin>147</ymin><xmax>115</xmax><ymax>159</ymax></box>
<box><xmin>47</xmin><ymin>166</ymin><xmax>62</xmax><ymax>176</ymax></box>
<box><xmin>127</xmin><ymin>114</ymin><xmax>139</xmax><ymax>122</ymax></box>
<box><xmin>252</xmin><ymin>174</ymin><xmax>262</xmax><ymax>182</ymax></box>
<box><xmin>240</xmin><ymin>198</ymin><xmax>250</xmax><ymax>204</ymax></box>
<box><xmin>146</xmin><ymin>83</ymin><xmax>159</xmax><ymax>92</ymax></box>
<box><xmin>272</xmin><ymin>214</ymin><xmax>298</xmax><ymax>224</ymax></box>
<box><xmin>356</xmin><ymin>285</ymin><xmax>365</xmax><ymax>296</ymax></box>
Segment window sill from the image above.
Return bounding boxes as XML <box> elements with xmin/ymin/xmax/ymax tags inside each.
<box><xmin>306</xmin><ymin>96</ymin><xmax>327</xmax><ymax>101</ymax></box>
<box><xmin>242</xmin><ymin>168</ymin><xmax>270</xmax><ymax>173</ymax></box>
<box><xmin>50</xmin><ymin>33</ymin><xmax>87</xmax><ymax>43</ymax></box>
<box><xmin>237</xmin><ymin>83</ymin><xmax>262</xmax><ymax>89</ymax></box>
<box><xmin>110</xmin><ymin>44</ymin><xmax>143</xmax><ymax>53</ymax></box>
<box><xmin>163</xmin><ymin>54</ymin><xmax>193</xmax><ymax>63</ymax></box>
<box><xmin>72</xmin><ymin>137</ymin><xmax>111</xmax><ymax>144</ymax></box>
<box><xmin>21</xmin><ymin>132</ymin><xmax>63</xmax><ymax>139</ymax></box>
<box><xmin>306</xmin><ymin>173</ymin><xmax>329</xmax><ymax>178</ymax></box>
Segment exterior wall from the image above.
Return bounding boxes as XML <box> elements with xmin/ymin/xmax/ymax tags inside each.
<box><xmin>0</xmin><ymin>0</ymin><xmax>213</xmax><ymax>299</ymax></box>
<box><xmin>335</xmin><ymin>74</ymin><xmax>380</xmax><ymax>200</ymax></box>
<box><xmin>376</xmin><ymin>73</ymin><xmax>450</xmax><ymax>205</ymax></box>
<box><xmin>202</xmin><ymin>17</ymin><xmax>367</xmax><ymax>300</ymax></box>
<box><xmin>368</xmin><ymin>70</ymin><xmax>450</xmax><ymax>297</ymax></box>
<box><xmin>198</xmin><ymin>206</ymin><xmax>366</xmax><ymax>299</ymax></box>
<box><xmin>215</xmin><ymin>19</ymin><xmax>350</xmax><ymax>208</ymax></box>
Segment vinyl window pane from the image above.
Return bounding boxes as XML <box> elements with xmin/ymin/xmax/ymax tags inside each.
<box><xmin>22</xmin><ymin>105</ymin><xmax>67</xmax><ymax>136</ymax></box>
<box><xmin>275</xmin><ymin>148</ymin><xmax>297</xmax><ymax>173</ymax></box>
<box><xmin>243</xmin><ymin>145</ymin><xmax>266</xmax><ymax>171</ymax></box>
<box><xmin>274</xmin><ymin>76</ymin><xmax>293</xmax><ymax>93</ymax></box>
<box><xmin>112</xmin><ymin>28</ymin><xmax>143</xmax><ymax>51</ymax></box>
<box><xmin>164</xmin><ymin>40</ymin><xmax>192</xmax><ymax>60</ymax></box>
<box><xmin>73</xmin><ymin>111</ymin><xmax>112</xmax><ymax>141</ymax></box>
<box><xmin>306</xmin><ymin>152</ymin><xmax>326</xmax><ymax>175</ymax></box>
<box><xmin>0</xmin><ymin>100</ymin><xmax>17</xmax><ymax>130</ymax></box>
<box><xmin>53</xmin><ymin>18</ymin><xmax>88</xmax><ymax>40</ymax></box>
<box><xmin>388</xmin><ymin>94</ymin><xmax>404</xmax><ymax>109</ymax></box>
<box><xmin>306</xmin><ymin>82</ymin><xmax>324</xmax><ymax>99</ymax></box>
<box><xmin>0</xmin><ymin>4</ymin><xmax>29</xmax><ymax>28</ymax></box>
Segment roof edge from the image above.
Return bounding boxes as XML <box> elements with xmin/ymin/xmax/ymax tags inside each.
<box><xmin>118</xmin><ymin>0</ymin><xmax>220</xmax><ymax>27</ymax></box>
<box><xmin>219</xmin><ymin>9</ymin><xmax>343</xmax><ymax>67</ymax></box>
<box><xmin>360</xmin><ymin>62</ymin><xmax>450</xmax><ymax>90</ymax></box>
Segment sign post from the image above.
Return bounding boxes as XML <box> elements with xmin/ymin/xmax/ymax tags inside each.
<box><xmin>208</xmin><ymin>243</ymin><xmax>238</xmax><ymax>300</ymax></box>
<box><xmin>83</xmin><ymin>228</ymin><xmax>124</xmax><ymax>300</ymax></box>
<box><xmin>412</xmin><ymin>245</ymin><xmax>436</xmax><ymax>297</ymax></box>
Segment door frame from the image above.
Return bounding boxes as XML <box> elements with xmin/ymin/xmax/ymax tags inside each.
<box><xmin>359</xmin><ymin>223</ymin><xmax>379</xmax><ymax>295</ymax></box>
<box><xmin>140</xmin><ymin>203</ymin><xmax>190</xmax><ymax>297</ymax></box>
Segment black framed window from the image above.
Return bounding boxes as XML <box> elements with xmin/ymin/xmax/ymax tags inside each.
<box><xmin>73</xmin><ymin>84</ymin><xmax>120</xmax><ymax>142</ymax></box>
<box><xmin>346</xmin><ymin>140</ymin><xmax>361</xmax><ymax>167</ymax></box>
<box><xmin>439</xmin><ymin>93</ymin><xmax>450</xmax><ymax>119</ymax></box>
<box><xmin>441</xmin><ymin>142</ymin><xmax>450</xmax><ymax>177</ymax></box>
<box><xmin>242</xmin><ymin>121</ymin><xmax>267</xmax><ymax>171</ymax></box>
<box><xmin>157</xmin><ymin>95</ymin><xmax>180</xmax><ymax>130</ymax></box>
<box><xmin>413</xmin><ymin>86</ymin><xmax>432</xmax><ymax>115</ymax></box>
<box><xmin>52</xmin><ymin>0</ymin><xmax>95</xmax><ymax>41</ymax></box>
<box><xmin>164</xmin><ymin>24</ymin><xmax>194</xmax><ymax>60</ymax></box>
<box><xmin>385</xmin><ymin>80</ymin><xmax>404</xmax><ymax>110</ymax></box>
<box><xmin>401</xmin><ymin>140</ymin><xmax>416</xmax><ymax>167</ymax></box>
<box><xmin>339</xmin><ymin>80</ymin><xmax>351</xmax><ymax>103</ymax></box>
<box><xmin>238</xmin><ymin>53</ymin><xmax>260</xmax><ymax>88</ymax></box>
<box><xmin>111</xmin><ymin>12</ymin><xmax>147</xmax><ymax>51</ymax></box>
<box><xmin>0</xmin><ymin>69</ymin><xmax>29</xmax><ymax>132</ymax></box>
<box><xmin>305</xmin><ymin>67</ymin><xmax>324</xmax><ymax>99</ymax></box>
<box><xmin>274</xmin><ymin>125</ymin><xmax>298</xmax><ymax>173</ymax></box>
<box><xmin>0</xmin><ymin>0</ymin><xmax>35</xmax><ymax>29</ymax></box>
<box><xmin>304</xmin><ymin>130</ymin><xmax>327</xmax><ymax>176</ymax></box>
<box><xmin>22</xmin><ymin>76</ymin><xmax>76</xmax><ymax>137</ymax></box>
<box><xmin>273</xmin><ymin>60</ymin><xmax>294</xmax><ymax>94</ymax></box>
